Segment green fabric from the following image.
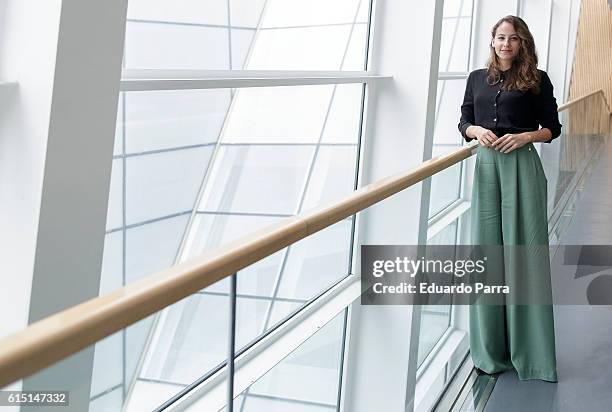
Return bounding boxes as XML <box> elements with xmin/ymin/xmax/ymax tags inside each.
<box><xmin>469</xmin><ymin>142</ymin><xmax>558</xmax><ymax>382</ymax></box>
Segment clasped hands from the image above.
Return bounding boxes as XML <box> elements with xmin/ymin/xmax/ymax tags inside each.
<box><xmin>473</xmin><ymin>126</ymin><xmax>528</xmax><ymax>153</ymax></box>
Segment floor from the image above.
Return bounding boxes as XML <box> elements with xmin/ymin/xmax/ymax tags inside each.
<box><xmin>483</xmin><ymin>139</ymin><xmax>612</xmax><ymax>411</ymax></box>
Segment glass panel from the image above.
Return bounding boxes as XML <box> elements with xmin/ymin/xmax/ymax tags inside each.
<box><xmin>231</xmin><ymin>28</ymin><xmax>257</xmax><ymax>70</ymax></box>
<box><xmin>124</xmin><ymin>89</ymin><xmax>230</xmax><ymax>153</ymax></box>
<box><xmin>124</xmin><ymin>0</ymin><xmax>370</xmax><ymax>71</ymax></box>
<box><xmin>126</xmin><ymin>315</ymin><xmax>156</xmax><ymax>391</ymax></box>
<box><xmin>302</xmin><ymin>146</ymin><xmax>358</xmax><ymax>210</ymax></box>
<box><xmin>429</xmin><ymin>78</ymin><xmax>467</xmax><ymax>218</ymax></box>
<box><xmin>199</xmin><ymin>145</ymin><xmax>314</xmax><ymax>214</ymax></box>
<box><xmin>139</xmin><ymin>293</ymin><xmax>300</xmax><ymax>386</ymax></box>
<box><xmin>204</xmin><ymin>312</ymin><xmax>345</xmax><ymax>411</ymax></box>
<box><xmin>238</xmin><ymin>313</ymin><xmax>344</xmax><ymax>410</ymax></box>
<box><xmin>126</xmin><ymin>147</ymin><xmax>213</xmax><ymax>224</ymax></box>
<box><xmin>229</xmin><ymin>0</ymin><xmax>267</xmax><ymax>28</ymax></box>
<box><xmin>127</xmin><ymin>0</ymin><xmax>228</xmax><ymax>26</ymax></box>
<box><xmin>92</xmin><ymin>233</ymin><xmax>125</xmax><ymax>399</ymax></box>
<box><xmin>223</xmin><ymin>85</ymin><xmax>334</xmax><ymax>143</ymax></box>
<box><xmin>90</xmin><ymin>332</ymin><xmax>122</xmax><ymax>397</ymax></box>
<box><xmin>234</xmin><ymin>297</ymin><xmax>300</xmax><ymax>352</ymax></box>
<box><xmin>439</xmin><ymin>0</ymin><xmax>473</xmax><ymax>73</ymax></box>
<box><xmin>261</xmin><ymin>0</ymin><xmax>360</xmax><ymax>27</ymax></box>
<box><xmin>247</xmin><ymin>26</ymin><xmax>352</xmax><ymax>70</ymax></box>
<box><xmin>321</xmin><ymin>84</ymin><xmax>364</xmax><ymax>143</ymax></box>
<box><xmin>125</xmin><ymin>22</ymin><xmax>229</xmax><ymax>70</ymax></box>
<box><xmin>443</xmin><ymin>0</ymin><xmax>473</xmax><ymax>17</ymax></box>
<box><xmin>417</xmin><ymin>306</ymin><xmax>452</xmax><ymax>367</ymax></box>
<box><xmin>541</xmin><ymin>97</ymin><xmax>608</xmax><ymax>242</ymax></box>
<box><xmin>185</xmin><ymin>216</ymin><xmax>351</xmax><ymax>352</ymax></box>
<box><xmin>276</xmin><ymin>220</ymin><xmax>353</xmax><ymax>301</ymax></box>
<box><xmin>140</xmin><ymin>294</ymin><xmax>229</xmax><ymax>385</ymax></box>
<box><xmin>139</xmin><ymin>214</ymin><xmax>352</xmax><ymax>389</ymax></box>
<box><xmin>460</xmin><ymin>0</ymin><xmax>473</xmax><ymax>16</ymax></box>
<box><xmin>417</xmin><ymin>222</ymin><xmax>457</xmax><ymax>367</ymax></box>
<box><xmin>80</xmin><ymin>294</ymin><xmax>227</xmax><ymax>411</ymax></box>
<box><xmin>434</xmin><ymin>79</ymin><xmax>468</xmax><ymax>145</ymax></box>
<box><xmin>342</xmin><ymin>23</ymin><xmax>369</xmax><ymax>70</ymax></box>
<box><xmin>221</xmin><ymin>83</ymin><xmax>364</xmax><ymax>144</ymax></box>
<box><xmin>356</xmin><ymin>0</ymin><xmax>370</xmax><ymax>23</ymax></box>
<box><xmin>125</xmin><ymin>215</ymin><xmax>190</xmax><ymax>282</ymax></box>
<box><xmin>439</xmin><ymin>17</ymin><xmax>472</xmax><ymax>72</ymax></box>
<box><xmin>429</xmin><ymin>148</ymin><xmax>462</xmax><ymax>218</ymax></box>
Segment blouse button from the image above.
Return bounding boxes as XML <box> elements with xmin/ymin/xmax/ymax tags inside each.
<box><xmin>493</xmin><ymin>118</ymin><xmax>497</xmax><ymax>122</ymax></box>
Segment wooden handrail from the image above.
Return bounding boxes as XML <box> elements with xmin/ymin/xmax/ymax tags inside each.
<box><xmin>0</xmin><ymin>89</ymin><xmax>607</xmax><ymax>388</ymax></box>
<box><xmin>557</xmin><ymin>89</ymin><xmax>607</xmax><ymax>112</ymax></box>
<box><xmin>0</xmin><ymin>143</ymin><xmax>478</xmax><ymax>387</ymax></box>
<box><xmin>601</xmin><ymin>92</ymin><xmax>612</xmax><ymax>115</ymax></box>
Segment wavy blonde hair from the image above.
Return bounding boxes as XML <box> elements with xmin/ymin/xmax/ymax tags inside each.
<box><xmin>486</xmin><ymin>15</ymin><xmax>541</xmax><ymax>94</ymax></box>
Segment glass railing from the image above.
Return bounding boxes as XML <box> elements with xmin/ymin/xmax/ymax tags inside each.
<box><xmin>542</xmin><ymin>91</ymin><xmax>610</xmax><ymax>244</ymax></box>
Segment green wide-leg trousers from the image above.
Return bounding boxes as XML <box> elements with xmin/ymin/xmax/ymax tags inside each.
<box><xmin>469</xmin><ymin>143</ymin><xmax>558</xmax><ymax>382</ymax></box>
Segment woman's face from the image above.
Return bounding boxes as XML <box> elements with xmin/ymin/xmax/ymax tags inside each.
<box><xmin>492</xmin><ymin>22</ymin><xmax>521</xmax><ymax>66</ymax></box>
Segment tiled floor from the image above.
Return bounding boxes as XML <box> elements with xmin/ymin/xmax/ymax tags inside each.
<box><xmin>484</xmin><ymin>139</ymin><xmax>612</xmax><ymax>411</ymax></box>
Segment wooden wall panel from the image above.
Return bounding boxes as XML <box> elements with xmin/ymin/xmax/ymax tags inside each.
<box><xmin>567</xmin><ymin>0</ymin><xmax>612</xmax><ymax>137</ymax></box>
<box><xmin>568</xmin><ymin>0</ymin><xmax>612</xmax><ymax>109</ymax></box>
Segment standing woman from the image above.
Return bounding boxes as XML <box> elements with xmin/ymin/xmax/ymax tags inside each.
<box><xmin>458</xmin><ymin>15</ymin><xmax>560</xmax><ymax>382</ymax></box>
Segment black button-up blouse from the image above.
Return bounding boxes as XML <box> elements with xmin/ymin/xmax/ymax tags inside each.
<box><xmin>458</xmin><ymin>68</ymin><xmax>562</xmax><ymax>143</ymax></box>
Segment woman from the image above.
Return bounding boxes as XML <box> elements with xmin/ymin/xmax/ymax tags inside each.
<box><xmin>458</xmin><ymin>15</ymin><xmax>560</xmax><ymax>382</ymax></box>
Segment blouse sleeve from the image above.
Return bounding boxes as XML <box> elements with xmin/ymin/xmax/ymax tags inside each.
<box><xmin>536</xmin><ymin>71</ymin><xmax>562</xmax><ymax>143</ymax></box>
<box><xmin>458</xmin><ymin>71</ymin><xmax>476</xmax><ymax>142</ymax></box>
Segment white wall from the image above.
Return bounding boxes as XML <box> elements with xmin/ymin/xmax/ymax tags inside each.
<box><xmin>0</xmin><ymin>0</ymin><xmax>62</xmax><ymax>348</ymax></box>
<box><xmin>0</xmin><ymin>0</ymin><xmax>62</xmax><ymax>403</ymax></box>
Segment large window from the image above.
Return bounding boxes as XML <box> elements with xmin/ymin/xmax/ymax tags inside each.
<box><xmin>416</xmin><ymin>0</ymin><xmax>475</xmax><ymax>409</ymax></box>
<box><xmin>123</xmin><ymin>0</ymin><xmax>369</xmax><ymax>71</ymax></box>
<box><xmin>91</xmin><ymin>1</ymin><xmax>372</xmax><ymax>410</ymax></box>
<box><xmin>429</xmin><ymin>0</ymin><xmax>474</xmax><ymax>219</ymax></box>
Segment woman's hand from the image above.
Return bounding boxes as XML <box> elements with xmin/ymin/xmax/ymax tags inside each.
<box><xmin>491</xmin><ymin>133</ymin><xmax>529</xmax><ymax>153</ymax></box>
<box><xmin>468</xmin><ymin>126</ymin><xmax>498</xmax><ymax>147</ymax></box>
